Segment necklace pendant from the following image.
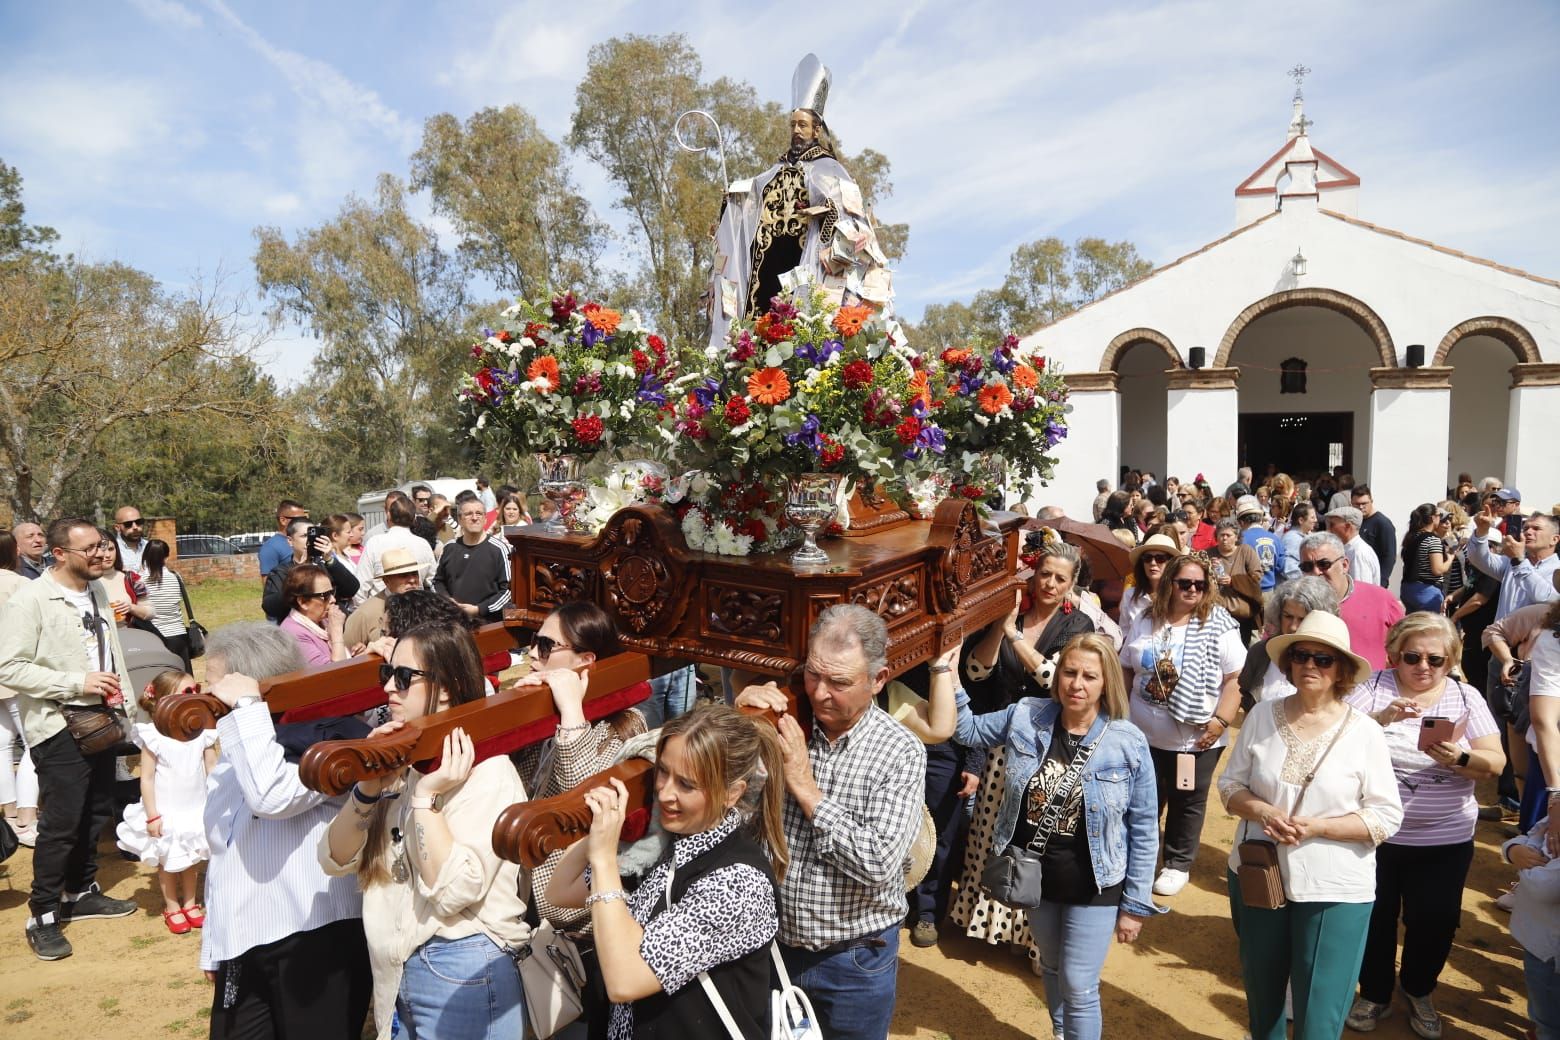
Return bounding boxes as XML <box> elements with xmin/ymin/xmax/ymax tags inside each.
<box><xmin>392</xmin><ymin>846</ymin><xmax>410</xmax><ymax>884</ymax></box>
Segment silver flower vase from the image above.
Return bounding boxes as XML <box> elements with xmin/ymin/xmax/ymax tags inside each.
<box><xmin>784</xmin><ymin>472</ymin><xmax>844</xmax><ymax>568</ymax></box>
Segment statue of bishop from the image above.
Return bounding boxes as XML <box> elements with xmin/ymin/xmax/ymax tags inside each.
<box><xmin>707</xmin><ymin>54</ymin><xmax>895</xmax><ymax>349</ymax></box>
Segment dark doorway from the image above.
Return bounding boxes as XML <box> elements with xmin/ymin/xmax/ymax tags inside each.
<box><xmin>1239</xmin><ymin>412</ymin><xmax>1353</xmax><ymax>479</ymax></box>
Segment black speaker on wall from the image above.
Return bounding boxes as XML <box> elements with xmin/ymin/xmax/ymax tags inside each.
<box><xmin>1188</xmin><ymin>346</ymin><xmax>1206</xmax><ymax>369</ymax></box>
<box><xmin>1405</xmin><ymin>344</ymin><xmax>1425</xmax><ymax>368</ymax></box>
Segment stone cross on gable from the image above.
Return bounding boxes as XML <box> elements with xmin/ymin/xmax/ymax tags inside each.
<box><xmin>1295</xmin><ymin>113</ymin><xmax>1314</xmax><ymax>136</ymax></box>
<box><xmin>1288</xmin><ymin>63</ymin><xmax>1312</xmax><ymax>100</ymax></box>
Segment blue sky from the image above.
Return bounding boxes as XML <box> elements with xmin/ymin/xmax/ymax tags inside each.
<box><xmin>3</xmin><ymin>0</ymin><xmax>1557</xmax><ymax>383</ymax></box>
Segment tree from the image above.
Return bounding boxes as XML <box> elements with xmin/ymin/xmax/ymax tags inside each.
<box><xmin>410</xmin><ymin>106</ymin><xmax>606</xmax><ymax>299</ymax></box>
<box><xmin>0</xmin><ymin>159</ymin><xmax>59</xmax><ymax>267</ymax></box>
<box><xmin>254</xmin><ymin>174</ymin><xmax>470</xmax><ymax>486</ymax></box>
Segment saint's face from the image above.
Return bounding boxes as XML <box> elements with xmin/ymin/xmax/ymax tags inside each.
<box><xmin>789</xmin><ymin>110</ymin><xmax>818</xmax><ymax>153</ymax></box>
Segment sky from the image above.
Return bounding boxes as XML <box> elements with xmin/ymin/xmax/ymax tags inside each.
<box><xmin>3</xmin><ymin>0</ymin><xmax>1558</xmax><ymax>384</ymax></box>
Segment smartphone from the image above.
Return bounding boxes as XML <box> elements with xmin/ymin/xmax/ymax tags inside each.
<box><xmin>1176</xmin><ymin>752</ymin><xmax>1196</xmax><ymax>791</ymax></box>
<box><xmin>306</xmin><ymin>524</ymin><xmax>325</xmax><ymax>562</ymax></box>
<box><xmin>1418</xmin><ymin>715</ymin><xmax>1467</xmax><ymax>752</ymax></box>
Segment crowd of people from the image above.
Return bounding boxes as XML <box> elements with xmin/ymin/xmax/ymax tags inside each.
<box><xmin>0</xmin><ymin>460</ymin><xmax>1557</xmax><ymax>1040</ymax></box>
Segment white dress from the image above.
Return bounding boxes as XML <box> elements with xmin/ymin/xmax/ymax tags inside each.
<box><xmin>117</xmin><ymin>722</ymin><xmax>217</xmax><ymax>872</ymax></box>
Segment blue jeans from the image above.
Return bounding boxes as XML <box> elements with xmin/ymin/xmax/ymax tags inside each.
<box><xmin>1521</xmin><ymin>752</ymin><xmax>1552</xmax><ymax>835</ymax></box>
<box><xmin>1027</xmin><ymin>902</ymin><xmax>1119</xmax><ymax>1040</ymax></box>
<box><xmin>396</xmin><ymin>934</ymin><xmax>524</xmax><ymax>1040</ymax></box>
<box><xmin>641</xmin><ymin>665</ymin><xmax>697</xmax><ymax>729</ymax></box>
<box><xmin>780</xmin><ymin>926</ymin><xmax>899</xmax><ymax>1040</ymax></box>
<box><xmin>1527</xmin><ymin>951</ymin><xmax>1560</xmax><ymax>1040</ymax></box>
<box><xmin>1400</xmin><ymin>581</ymin><xmax>1444</xmax><ymax>614</ymax></box>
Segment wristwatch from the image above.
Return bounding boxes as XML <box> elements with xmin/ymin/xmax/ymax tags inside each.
<box><xmin>1455</xmin><ymin>751</ymin><xmax>1470</xmax><ymax>768</ymax></box>
<box><xmin>408</xmin><ymin>794</ymin><xmax>442</xmax><ymax>813</ymax></box>
<box><xmin>233</xmin><ymin>694</ymin><xmax>261</xmax><ymax>710</ymax></box>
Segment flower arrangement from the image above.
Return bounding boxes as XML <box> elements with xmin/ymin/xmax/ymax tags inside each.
<box><xmin>914</xmin><ymin>333</ymin><xmax>1069</xmax><ymax>502</ymax></box>
<box><xmin>577</xmin><ymin>459</ymin><xmax>670</xmax><ymax>532</ymax></box>
<box><xmin>460</xmin><ymin>291</ymin><xmax>676</xmax><ymax>456</ymax></box>
<box><xmin>667</xmin><ymin>288</ymin><xmax>928</xmax><ymax>489</ymax></box>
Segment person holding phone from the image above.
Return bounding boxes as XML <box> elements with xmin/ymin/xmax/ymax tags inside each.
<box><xmin>1343</xmin><ymin>613</ymin><xmax>1503</xmax><ymax>1036</ymax></box>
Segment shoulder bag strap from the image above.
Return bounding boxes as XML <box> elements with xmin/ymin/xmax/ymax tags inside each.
<box><xmin>1292</xmin><ymin>711</ymin><xmax>1352</xmax><ymax>817</ymax></box>
<box><xmin>1025</xmin><ymin>722</ymin><xmax>1109</xmax><ymax>854</ymax></box>
<box><xmin>178</xmin><ymin>573</ymin><xmax>197</xmax><ymax>622</ymax></box>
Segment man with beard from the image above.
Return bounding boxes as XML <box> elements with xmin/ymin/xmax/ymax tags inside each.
<box><xmin>707</xmin><ymin>54</ymin><xmax>896</xmax><ymax>349</ymax></box>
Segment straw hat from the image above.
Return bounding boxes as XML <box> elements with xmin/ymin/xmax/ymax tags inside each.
<box><xmin>1129</xmin><ymin>532</ymin><xmax>1184</xmax><ymax>568</ymax></box>
<box><xmin>1265</xmin><ymin>611</ymin><xmax>1371</xmax><ymax>689</ymax></box>
<box><xmin>377</xmin><ymin>548</ymin><xmax>421</xmax><ymax>578</ymax></box>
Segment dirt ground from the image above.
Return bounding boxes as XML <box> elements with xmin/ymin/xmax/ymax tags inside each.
<box><xmin>0</xmin><ymin>748</ymin><xmax>1533</xmax><ymax>1039</ymax></box>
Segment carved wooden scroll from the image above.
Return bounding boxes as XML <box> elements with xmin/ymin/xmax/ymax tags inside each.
<box><xmin>297</xmin><ymin>651</ymin><xmax>653</xmax><ymax>796</ymax></box>
<box><xmin>154</xmin><ymin>621</ymin><xmax>529</xmax><ymax>741</ymax></box>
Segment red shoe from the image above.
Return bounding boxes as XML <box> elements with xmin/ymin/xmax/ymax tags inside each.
<box><xmin>162</xmin><ymin>908</ymin><xmax>192</xmax><ymax>935</ymax></box>
<box><xmin>182</xmin><ymin>904</ymin><xmax>205</xmax><ymax>928</ymax></box>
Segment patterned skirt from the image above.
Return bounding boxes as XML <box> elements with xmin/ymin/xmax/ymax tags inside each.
<box><xmin>947</xmin><ymin>745</ymin><xmax>1043</xmax><ymax>974</ymax></box>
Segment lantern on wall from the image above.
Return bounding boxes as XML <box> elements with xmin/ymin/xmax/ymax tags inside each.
<box><xmin>1290</xmin><ymin>248</ymin><xmax>1308</xmax><ymax>278</ymax></box>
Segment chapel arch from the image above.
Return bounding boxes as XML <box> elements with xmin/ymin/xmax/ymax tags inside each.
<box><xmin>1215</xmin><ymin>288</ymin><xmax>1395</xmax><ymax>369</ymax></box>
<box><xmin>1105</xmin><ymin>329</ymin><xmax>1179</xmax><ymax>480</ymax></box>
<box><xmin>1100</xmin><ymin>327</ymin><xmax>1183</xmax><ymax>373</ymax></box>
<box><xmin>1433</xmin><ymin>316</ymin><xmax>1541</xmax><ymax>366</ymax></box>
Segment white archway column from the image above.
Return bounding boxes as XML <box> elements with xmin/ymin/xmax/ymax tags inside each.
<box><xmin>1165</xmin><ymin>368</ymin><xmax>1238</xmax><ymax>490</ymax></box>
<box><xmin>1506</xmin><ymin>364</ymin><xmax>1560</xmax><ymax>510</ymax></box>
<box><xmin>1049</xmin><ymin>372</ymin><xmax>1120</xmax><ymax>519</ymax></box>
<box><xmin>1368</xmin><ymin>367</ymin><xmax>1452</xmax><ymax>529</ymax></box>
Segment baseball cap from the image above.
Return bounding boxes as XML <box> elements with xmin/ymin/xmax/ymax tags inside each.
<box><xmin>1495</xmin><ymin>487</ymin><xmax>1521</xmax><ymax>502</ymax></box>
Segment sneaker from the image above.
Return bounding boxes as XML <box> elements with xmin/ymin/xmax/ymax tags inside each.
<box><xmin>26</xmin><ymin>919</ymin><xmax>72</xmax><ymax>961</ymax></box>
<box><xmin>1495</xmin><ymin>884</ymin><xmax>1518</xmax><ymax>912</ymax></box>
<box><xmin>910</xmin><ymin>920</ymin><xmax>939</xmax><ymax>948</ymax></box>
<box><xmin>1403</xmin><ymin>990</ymin><xmax>1442</xmax><ymax>1039</ymax></box>
<box><xmin>14</xmin><ymin>823</ymin><xmax>37</xmax><ymax>848</ymax></box>
<box><xmin>59</xmin><ymin>886</ymin><xmax>136</xmax><ymax>922</ymax></box>
<box><xmin>1346</xmin><ymin>996</ymin><xmax>1392</xmax><ymax>1031</ymax></box>
<box><xmin>1152</xmin><ymin>868</ymin><xmax>1190</xmax><ymax>896</ymax></box>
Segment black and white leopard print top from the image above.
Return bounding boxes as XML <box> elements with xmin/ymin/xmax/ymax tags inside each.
<box><xmin>605</xmin><ymin>808</ymin><xmax>778</xmax><ymax>1040</ymax></box>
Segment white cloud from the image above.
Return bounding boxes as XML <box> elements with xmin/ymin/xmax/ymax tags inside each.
<box><xmin>128</xmin><ymin>0</ymin><xmax>203</xmax><ymax>30</ymax></box>
<box><xmin>0</xmin><ymin>73</ymin><xmax>179</xmax><ymax>161</ymax></box>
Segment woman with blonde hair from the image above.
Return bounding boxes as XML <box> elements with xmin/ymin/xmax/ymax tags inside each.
<box><xmin>548</xmin><ymin>702</ymin><xmax>788</xmax><ymax>1039</ymax></box>
<box><xmin>954</xmin><ymin>633</ymin><xmax>1161</xmax><ymax>1040</ymax></box>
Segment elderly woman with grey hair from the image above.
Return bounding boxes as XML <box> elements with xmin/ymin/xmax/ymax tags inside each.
<box><xmin>1210</xmin><ymin>517</ymin><xmax>1265</xmax><ymax>644</ymax></box>
<box><xmin>1238</xmin><ymin>577</ymin><xmax>1341</xmax><ymax>707</ymax></box>
<box><xmin>199</xmin><ymin>621</ymin><xmax>372</xmax><ymax>1040</ymax></box>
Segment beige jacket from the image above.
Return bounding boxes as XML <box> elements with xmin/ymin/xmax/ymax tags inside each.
<box><xmin>0</xmin><ymin>569</ymin><xmax>135</xmax><ymax>745</ymax></box>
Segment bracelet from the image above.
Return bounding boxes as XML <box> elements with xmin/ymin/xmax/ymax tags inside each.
<box><xmin>146</xmin><ymin>815</ymin><xmax>162</xmax><ymax>824</ymax></box>
<box><xmin>351</xmin><ymin>784</ymin><xmax>383</xmax><ymax>804</ymax></box>
<box><xmin>408</xmin><ymin>795</ymin><xmax>441</xmax><ymax>813</ymax></box>
<box><xmin>929</xmin><ymin>663</ymin><xmax>953</xmax><ymax>675</ymax></box>
<box><xmin>585</xmin><ymin>889</ymin><xmax>627</xmax><ymax>908</ymax></box>
<box><xmin>1211</xmin><ymin>715</ymin><xmax>1231</xmax><ymax>729</ymax></box>
<box><xmin>556</xmin><ymin>721</ymin><xmax>591</xmax><ymax>734</ymax></box>
<box><xmin>1456</xmin><ymin>751</ymin><xmax>1470</xmax><ymax>768</ymax></box>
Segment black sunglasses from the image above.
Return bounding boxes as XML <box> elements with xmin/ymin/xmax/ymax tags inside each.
<box><xmin>533</xmin><ymin>635</ymin><xmax>574</xmax><ymax>661</ymax></box>
<box><xmin>1299</xmin><ymin>557</ymin><xmax>1339</xmax><ymax>574</ymax></box>
<box><xmin>1172</xmin><ymin>578</ymin><xmax>1208</xmax><ymax>593</ymax></box>
<box><xmin>296</xmin><ymin>589</ymin><xmax>337</xmax><ymax>603</ymax></box>
<box><xmin>379</xmin><ymin>664</ymin><xmax>429</xmax><ymax>692</ymax></box>
<box><xmin>1290</xmin><ymin>648</ymin><xmax>1338</xmax><ymax>668</ymax></box>
<box><xmin>117</xmin><ymin>519</ymin><xmax>144</xmax><ymax>528</ymax></box>
<box><xmin>1141</xmin><ymin>553</ymin><xmax>1173</xmax><ymax>566</ymax></box>
<box><xmin>1400</xmin><ymin>651</ymin><xmax>1447</xmax><ymax>668</ymax></box>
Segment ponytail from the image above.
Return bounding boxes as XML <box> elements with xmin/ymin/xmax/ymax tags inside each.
<box><xmin>749</xmin><ymin>723</ymin><xmax>791</xmax><ymax>882</ymax></box>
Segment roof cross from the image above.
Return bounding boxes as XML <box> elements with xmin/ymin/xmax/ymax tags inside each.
<box><xmin>1295</xmin><ymin>113</ymin><xmax>1314</xmax><ymax>136</ymax></box>
<box><xmin>1288</xmin><ymin>63</ymin><xmax>1311</xmax><ymax>101</ymax></box>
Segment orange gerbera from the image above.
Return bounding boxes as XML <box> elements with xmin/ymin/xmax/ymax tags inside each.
<box><xmin>832</xmin><ymin>304</ymin><xmax>874</xmax><ymax>338</ymax></box>
<box><xmin>747</xmin><ymin>367</ymin><xmax>792</xmax><ymax>405</ymax></box>
<box><xmin>941</xmin><ymin>347</ymin><xmax>972</xmax><ymax>367</ymax></box>
<box><xmin>527</xmin><ymin>355</ymin><xmax>560</xmax><ymax>392</ymax></box>
<box><xmin>977</xmin><ymin>383</ymin><xmax>1013</xmax><ymax>415</ymax></box>
<box><xmin>1012</xmin><ymin>364</ymin><xmax>1039</xmax><ymax>389</ymax></box>
<box><xmin>908</xmin><ymin>371</ymin><xmax>933</xmax><ymax>408</ymax></box>
<box><xmin>581</xmin><ymin>303</ymin><xmax>621</xmax><ymax>335</ymax></box>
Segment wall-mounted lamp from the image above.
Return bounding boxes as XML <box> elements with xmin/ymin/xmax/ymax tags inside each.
<box><xmin>1291</xmin><ymin>248</ymin><xmax>1307</xmax><ymax>278</ymax></box>
<box><xmin>1188</xmin><ymin>346</ymin><xmax>1207</xmax><ymax>370</ymax></box>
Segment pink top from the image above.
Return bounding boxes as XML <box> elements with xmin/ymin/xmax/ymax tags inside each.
<box><xmin>1339</xmin><ymin>580</ymin><xmax>1405</xmax><ymax>670</ymax></box>
<box><xmin>280</xmin><ymin>612</ymin><xmax>332</xmax><ymax>667</ymax></box>
<box><xmin>1346</xmin><ymin>670</ymin><xmax>1498</xmax><ymax>845</ymax></box>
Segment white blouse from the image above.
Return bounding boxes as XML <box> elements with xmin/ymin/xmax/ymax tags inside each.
<box><xmin>1217</xmin><ymin>698</ymin><xmax>1403</xmax><ymax>903</ymax></box>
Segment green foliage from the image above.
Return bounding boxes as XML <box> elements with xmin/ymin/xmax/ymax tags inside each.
<box><xmin>0</xmin><ymin>158</ymin><xmax>59</xmax><ymax>266</ymax></box>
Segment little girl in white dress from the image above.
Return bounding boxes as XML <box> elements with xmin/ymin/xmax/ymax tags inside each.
<box><xmin>116</xmin><ymin>670</ymin><xmax>219</xmax><ymax>934</ymax></box>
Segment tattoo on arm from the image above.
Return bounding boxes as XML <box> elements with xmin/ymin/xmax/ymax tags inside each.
<box><xmin>415</xmin><ymin>821</ymin><xmax>428</xmax><ymax>860</ymax></box>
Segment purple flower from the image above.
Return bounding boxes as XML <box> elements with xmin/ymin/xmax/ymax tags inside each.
<box><xmin>991</xmin><ymin>348</ymin><xmax>1016</xmax><ymax>375</ymax></box>
<box><xmin>795</xmin><ymin>339</ymin><xmax>841</xmax><ymax>367</ymax></box>
<box><xmin>691</xmin><ymin>377</ymin><xmax>722</xmax><ymax>409</ymax></box>
<box><xmin>581</xmin><ymin>321</ymin><xmax>602</xmax><ymax>349</ymax></box>
<box><xmin>956</xmin><ymin>371</ymin><xmax>983</xmax><ymax>397</ymax></box>
<box><xmin>784</xmin><ymin>413</ymin><xmax>824</xmax><ymax>453</ymax></box>
<box><xmin>636</xmin><ymin>372</ymin><xmax>667</xmax><ymax>407</ymax></box>
<box><xmin>918</xmin><ymin>424</ymin><xmax>946</xmax><ymax>454</ymax></box>
<box><xmin>1046</xmin><ymin>419</ymin><xmax>1067</xmax><ymax>446</ymax></box>
<box><xmin>909</xmin><ymin>398</ymin><xmax>929</xmax><ymax>419</ymax></box>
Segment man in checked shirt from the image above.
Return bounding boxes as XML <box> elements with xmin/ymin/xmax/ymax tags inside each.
<box><xmin>737</xmin><ymin>604</ymin><xmax>931</xmax><ymax>1040</ymax></box>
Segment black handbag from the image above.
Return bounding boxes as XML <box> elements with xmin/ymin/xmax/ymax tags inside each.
<box><xmin>980</xmin><ymin>722</ymin><xmax>1107</xmax><ymax>909</ymax></box>
<box><xmin>0</xmin><ymin>815</ymin><xmax>18</xmax><ymax>863</ymax></box>
<box><xmin>178</xmin><ymin>577</ymin><xmax>207</xmax><ymax>658</ymax></box>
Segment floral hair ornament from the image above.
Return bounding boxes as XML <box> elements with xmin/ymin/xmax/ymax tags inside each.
<box><xmin>1019</xmin><ymin>526</ymin><xmax>1059</xmax><ymax>570</ymax></box>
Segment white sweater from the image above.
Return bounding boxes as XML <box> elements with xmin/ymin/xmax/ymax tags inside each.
<box><xmin>1218</xmin><ymin>698</ymin><xmax>1403</xmax><ymax>903</ymax></box>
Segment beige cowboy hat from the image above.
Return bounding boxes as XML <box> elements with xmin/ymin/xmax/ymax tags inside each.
<box><xmin>1129</xmin><ymin>532</ymin><xmax>1185</xmax><ymax>568</ymax></box>
<box><xmin>377</xmin><ymin>548</ymin><xmax>421</xmax><ymax>578</ymax></box>
<box><xmin>1265</xmin><ymin>611</ymin><xmax>1371</xmax><ymax>689</ymax></box>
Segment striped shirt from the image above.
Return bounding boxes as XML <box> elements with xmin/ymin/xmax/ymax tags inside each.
<box><xmin>1346</xmin><ymin>670</ymin><xmax>1498</xmax><ymax>846</ymax></box>
<box><xmin>142</xmin><ymin>570</ymin><xmax>188</xmax><ymax>638</ymax></box>
<box><xmin>200</xmin><ymin>701</ymin><xmax>363</xmax><ymax>970</ymax></box>
<box><xmin>778</xmin><ymin>705</ymin><xmax>925</xmax><ymax>949</ymax></box>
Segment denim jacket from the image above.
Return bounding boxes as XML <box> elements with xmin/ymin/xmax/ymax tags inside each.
<box><xmin>955</xmin><ymin>690</ymin><xmax>1165</xmax><ymax>918</ymax></box>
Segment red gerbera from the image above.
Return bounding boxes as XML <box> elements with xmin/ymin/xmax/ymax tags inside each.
<box><xmin>495</xmin><ymin>330</ymin><xmax>513</xmax><ymax>343</ymax></box>
<box><xmin>571</xmin><ymin>414</ymin><xmax>605</xmax><ymax>445</ymax></box>
<box><xmin>841</xmin><ymin>359</ymin><xmax>875</xmax><ymax>389</ymax></box>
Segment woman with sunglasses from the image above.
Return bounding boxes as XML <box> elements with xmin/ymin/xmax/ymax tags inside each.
<box><xmin>1238</xmin><ymin>577</ymin><xmax>1339</xmax><ymax>707</ymax></box>
<box><xmin>278</xmin><ymin>563</ymin><xmax>348</xmax><ymax>666</ymax></box>
<box><xmin>514</xmin><ymin>601</ymin><xmax>647</xmax><ymax>929</ymax></box>
<box><xmin>1120</xmin><ymin>534</ymin><xmax>1182</xmax><ymax>635</ymax></box>
<box><xmin>262</xmin><ymin>517</ymin><xmax>362</xmax><ymax>623</ymax></box>
<box><xmin>1119</xmin><ymin>552</ymin><xmax>1245</xmax><ymax>898</ymax></box>
<box><xmin>1218</xmin><ymin>611</ymin><xmax>1402</xmax><ymax>1040</ymax></box>
<box><xmin>320</xmin><ymin>622</ymin><xmax>527</xmax><ymax>1040</ymax></box>
<box><xmin>1341</xmin><ymin>613</ymin><xmax>1503</xmax><ymax>1036</ymax></box>
<box><xmin>1399</xmin><ymin>504</ymin><xmax>1453</xmax><ymax>615</ymax></box>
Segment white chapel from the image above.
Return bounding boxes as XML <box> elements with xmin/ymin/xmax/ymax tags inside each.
<box><xmin>1028</xmin><ymin>72</ymin><xmax>1560</xmax><ymax>525</ymax></box>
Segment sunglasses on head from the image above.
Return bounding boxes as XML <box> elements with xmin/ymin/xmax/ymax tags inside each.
<box><xmin>1399</xmin><ymin>651</ymin><xmax>1447</xmax><ymax>668</ymax></box>
<box><xmin>533</xmin><ymin>634</ymin><xmax>574</xmax><ymax>661</ymax></box>
<box><xmin>1290</xmin><ymin>648</ymin><xmax>1337</xmax><ymax>668</ymax></box>
<box><xmin>1299</xmin><ymin>557</ymin><xmax>1339</xmax><ymax>574</ymax></box>
<box><xmin>1172</xmin><ymin>578</ymin><xmax>1208</xmax><ymax>593</ymax></box>
<box><xmin>379</xmin><ymin>664</ymin><xmax>429</xmax><ymax>692</ymax></box>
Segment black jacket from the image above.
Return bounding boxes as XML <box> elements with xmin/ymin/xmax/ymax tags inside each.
<box><xmin>261</xmin><ymin>556</ymin><xmax>361</xmax><ymax>623</ymax></box>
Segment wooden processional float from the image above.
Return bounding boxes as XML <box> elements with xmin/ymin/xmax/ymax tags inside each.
<box><xmin>153</xmin><ymin>497</ymin><xmax>1021</xmax><ymax>869</ymax></box>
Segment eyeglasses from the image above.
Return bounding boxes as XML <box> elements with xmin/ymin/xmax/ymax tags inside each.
<box><xmin>533</xmin><ymin>635</ymin><xmax>574</xmax><ymax>661</ymax></box>
<box><xmin>1298</xmin><ymin>557</ymin><xmax>1339</xmax><ymax>574</ymax></box>
<box><xmin>1289</xmin><ymin>648</ymin><xmax>1338</xmax><ymax>669</ymax></box>
<box><xmin>1399</xmin><ymin>651</ymin><xmax>1447</xmax><ymax>668</ymax></box>
<box><xmin>57</xmin><ymin>542</ymin><xmax>110</xmax><ymax>556</ymax></box>
<box><xmin>1172</xmin><ymin>578</ymin><xmax>1208</xmax><ymax>593</ymax></box>
<box><xmin>296</xmin><ymin>589</ymin><xmax>337</xmax><ymax>603</ymax></box>
<box><xmin>1141</xmin><ymin>553</ymin><xmax>1173</xmax><ymax>566</ymax></box>
<box><xmin>379</xmin><ymin>664</ymin><xmax>429</xmax><ymax>692</ymax></box>
<box><xmin>117</xmin><ymin>519</ymin><xmax>144</xmax><ymax>528</ymax></box>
